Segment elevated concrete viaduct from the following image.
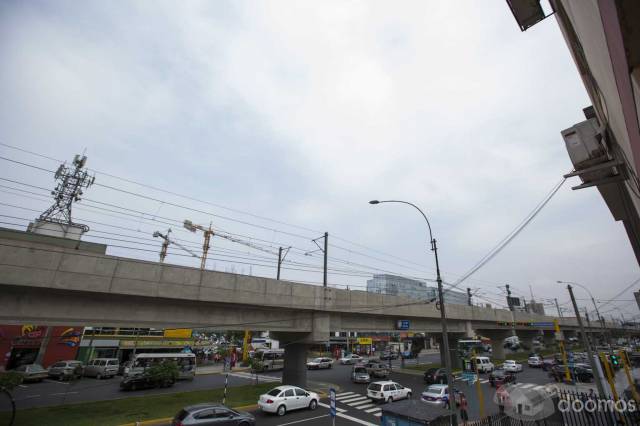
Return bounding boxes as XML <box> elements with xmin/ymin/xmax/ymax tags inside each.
<box><xmin>0</xmin><ymin>228</ymin><xmax>636</xmax><ymax>387</ymax></box>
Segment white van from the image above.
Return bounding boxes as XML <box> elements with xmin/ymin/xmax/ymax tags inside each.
<box><xmin>84</xmin><ymin>358</ymin><xmax>119</xmax><ymax>379</ymax></box>
<box><xmin>473</xmin><ymin>356</ymin><xmax>494</xmax><ymax>373</ymax></box>
<box><xmin>254</xmin><ymin>349</ymin><xmax>285</xmax><ymax>372</ymax></box>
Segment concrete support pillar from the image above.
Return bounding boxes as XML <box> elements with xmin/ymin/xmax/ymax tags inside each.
<box><xmin>481</xmin><ymin>330</ymin><xmax>512</xmax><ymax>361</ymax></box>
<box><xmin>465</xmin><ymin>321</ymin><xmax>475</xmax><ymax>339</ymax></box>
<box><xmin>542</xmin><ymin>331</ymin><xmax>556</xmax><ymax>350</ymax></box>
<box><xmin>436</xmin><ymin>334</ymin><xmax>462</xmax><ymax>370</ymax></box>
<box><xmin>282</xmin><ymin>343</ymin><xmax>308</xmax><ymax>388</ymax></box>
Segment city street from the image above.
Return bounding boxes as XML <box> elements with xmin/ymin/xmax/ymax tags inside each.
<box><xmin>11</xmin><ymin>358</ymin><xmax>635</xmax><ymax>425</ymax></box>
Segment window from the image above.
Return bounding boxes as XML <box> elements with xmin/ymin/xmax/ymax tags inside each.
<box><xmin>396</xmin><ymin>384</ymin><xmax>404</xmax><ymax>390</ymax></box>
<box><xmin>98</xmin><ymin>360</ymin><xmax>107</xmax><ymax>366</ymax></box>
<box><xmin>53</xmin><ymin>362</ymin><xmax>65</xmax><ymax>368</ymax></box>
<box><xmin>295</xmin><ymin>388</ymin><xmax>306</xmax><ymax>396</ymax></box>
<box><xmin>108</xmin><ymin>360</ymin><xmax>118</xmax><ymax>366</ymax></box>
<box><xmin>15</xmin><ymin>366</ymin><xmax>27</xmax><ymax>372</ymax></box>
<box><xmin>383</xmin><ymin>385</ymin><xmax>392</xmax><ymax>391</ymax></box>
<box><xmin>267</xmin><ymin>389</ymin><xmax>282</xmax><ymax>397</ymax></box>
<box><xmin>284</xmin><ymin>389</ymin><xmax>295</xmax><ymax>397</ymax></box>
<box><xmin>195</xmin><ymin>409</ymin><xmax>214</xmax><ymax>419</ymax></box>
<box><xmin>215</xmin><ymin>410</ymin><xmax>232</xmax><ymax>418</ymax></box>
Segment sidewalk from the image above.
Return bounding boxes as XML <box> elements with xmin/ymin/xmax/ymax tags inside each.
<box><xmin>195</xmin><ymin>364</ymin><xmax>250</xmax><ymax>375</ymax></box>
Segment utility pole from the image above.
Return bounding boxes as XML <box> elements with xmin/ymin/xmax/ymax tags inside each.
<box><xmin>306</xmin><ymin>233</ymin><xmax>329</xmax><ymax>287</ymax></box>
<box><xmin>276</xmin><ymin>246</ymin><xmax>290</xmax><ymax>280</ymax></box>
<box><xmin>323</xmin><ymin>232</ymin><xmax>328</xmax><ymax>288</ymax></box>
<box><xmin>467</xmin><ymin>288</ymin><xmax>472</xmax><ymax>306</ymax></box>
<box><xmin>554</xmin><ymin>298</ymin><xmax>563</xmax><ymax>318</ymax></box>
<box><xmin>566</xmin><ymin>283</ymin><xmax>606</xmax><ymax>398</ymax></box>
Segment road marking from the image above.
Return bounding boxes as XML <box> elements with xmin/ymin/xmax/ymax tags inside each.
<box><xmin>18</xmin><ymin>385</ymin><xmax>28</xmax><ymax>388</ymax></box>
<box><xmin>480</xmin><ymin>379</ymin><xmax>489</xmax><ymax>384</ymax></box>
<box><xmin>277</xmin><ymin>414</ymin><xmax>329</xmax><ymax>425</ymax></box>
<box><xmin>340</xmin><ymin>396</ymin><xmax>369</xmax><ymax>404</ymax></box>
<box><xmin>347</xmin><ymin>399</ymin><xmax>373</xmax><ymax>406</ymax></box>
<box><xmin>364</xmin><ymin>407</ymin><xmax>381</xmax><ymax>413</ymax></box>
<box><xmin>317</xmin><ymin>402</ymin><xmax>347</xmax><ymax>413</ymax></box>
<box><xmin>333</xmin><ymin>410</ymin><xmax>378</xmax><ymax>426</ymax></box>
<box><xmin>335</xmin><ymin>394</ymin><xmax>363</xmax><ymax>401</ymax></box>
<box><xmin>519</xmin><ymin>383</ymin><xmax>535</xmax><ymax>389</ymax></box>
<box><xmin>336</xmin><ymin>392</ymin><xmax>355</xmax><ymax>397</ymax></box>
<box><xmin>373</xmin><ymin>412</ymin><xmax>382</xmax><ymax>417</ymax></box>
<box><xmin>533</xmin><ymin>385</ymin><xmax>545</xmax><ymax>390</ymax></box>
<box><xmin>350</xmin><ymin>401</ymin><xmax>374</xmax><ymax>408</ymax></box>
<box><xmin>45</xmin><ymin>379</ymin><xmax>69</xmax><ymax>385</ymax></box>
<box><xmin>50</xmin><ymin>391</ymin><xmax>78</xmax><ymax>396</ymax></box>
<box><xmin>227</xmin><ymin>372</ymin><xmax>280</xmax><ymax>382</ymax></box>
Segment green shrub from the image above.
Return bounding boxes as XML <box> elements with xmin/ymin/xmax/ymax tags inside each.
<box><xmin>146</xmin><ymin>361</ymin><xmax>179</xmax><ymax>386</ymax></box>
<box><xmin>0</xmin><ymin>371</ymin><xmax>23</xmax><ymax>390</ymax></box>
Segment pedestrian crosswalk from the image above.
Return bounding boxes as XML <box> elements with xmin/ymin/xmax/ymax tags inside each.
<box><xmin>333</xmin><ymin>392</ymin><xmax>383</xmax><ymax>417</ymax></box>
<box><xmin>227</xmin><ymin>371</ymin><xmax>281</xmax><ymax>383</ymax></box>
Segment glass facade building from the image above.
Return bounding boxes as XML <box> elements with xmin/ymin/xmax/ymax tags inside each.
<box><xmin>366</xmin><ymin>274</ymin><xmax>468</xmax><ymax>305</ymax></box>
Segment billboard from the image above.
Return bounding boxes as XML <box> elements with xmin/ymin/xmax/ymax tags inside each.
<box><xmin>164</xmin><ymin>328</ymin><xmax>193</xmax><ymax>338</ymax></box>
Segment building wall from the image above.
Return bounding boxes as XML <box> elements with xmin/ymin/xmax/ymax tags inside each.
<box><xmin>0</xmin><ymin>325</ymin><xmax>81</xmax><ymax>370</ymax></box>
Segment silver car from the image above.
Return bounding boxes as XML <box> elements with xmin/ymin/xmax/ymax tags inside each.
<box><xmin>13</xmin><ymin>364</ymin><xmax>48</xmax><ymax>382</ymax></box>
<box><xmin>172</xmin><ymin>403</ymin><xmax>255</xmax><ymax>425</ymax></box>
<box><xmin>48</xmin><ymin>360</ymin><xmax>84</xmax><ymax>381</ymax></box>
<box><xmin>84</xmin><ymin>358</ymin><xmax>119</xmax><ymax>379</ymax></box>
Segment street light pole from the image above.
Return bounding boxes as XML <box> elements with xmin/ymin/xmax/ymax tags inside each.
<box><xmin>557</xmin><ymin>280</ymin><xmax>608</xmax><ymax>348</ymax></box>
<box><xmin>565</xmin><ymin>283</ymin><xmax>607</xmax><ymax>398</ymax></box>
<box><xmin>369</xmin><ymin>200</ymin><xmax>456</xmax><ymax>424</ymax></box>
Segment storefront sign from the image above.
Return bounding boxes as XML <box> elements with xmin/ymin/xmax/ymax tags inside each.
<box><xmin>163</xmin><ymin>328</ymin><xmax>193</xmax><ymax>338</ymax></box>
<box><xmin>120</xmin><ymin>340</ymin><xmax>193</xmax><ymax>348</ymax></box>
<box><xmin>396</xmin><ymin>320</ymin><xmax>410</xmax><ymax>330</ymax></box>
<box><xmin>357</xmin><ymin>338</ymin><xmax>372</xmax><ymax>345</ymax></box>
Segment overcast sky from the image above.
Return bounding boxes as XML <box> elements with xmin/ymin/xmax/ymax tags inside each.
<box><xmin>1</xmin><ymin>1</ymin><xmax>639</xmax><ymax>320</ymax></box>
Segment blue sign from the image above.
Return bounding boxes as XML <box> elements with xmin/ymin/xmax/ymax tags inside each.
<box><xmin>329</xmin><ymin>388</ymin><xmax>336</xmax><ymax>417</ymax></box>
<box><xmin>396</xmin><ymin>320</ymin><xmax>410</xmax><ymax>330</ymax></box>
<box><xmin>531</xmin><ymin>322</ymin><xmax>555</xmax><ymax>327</ymax></box>
<box><xmin>461</xmin><ymin>372</ymin><xmax>477</xmax><ymax>384</ymax></box>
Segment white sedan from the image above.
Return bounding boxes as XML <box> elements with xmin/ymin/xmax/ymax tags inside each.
<box><xmin>258</xmin><ymin>385</ymin><xmax>319</xmax><ymax>416</ymax></box>
<box><xmin>502</xmin><ymin>360</ymin><xmax>523</xmax><ymax>373</ymax></box>
<box><xmin>339</xmin><ymin>354</ymin><xmax>364</xmax><ymax>365</ymax></box>
<box><xmin>306</xmin><ymin>357</ymin><xmax>333</xmax><ymax>370</ymax></box>
<box><xmin>367</xmin><ymin>380</ymin><xmax>412</xmax><ymax>403</ymax></box>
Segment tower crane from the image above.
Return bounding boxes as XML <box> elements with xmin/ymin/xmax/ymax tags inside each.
<box><xmin>153</xmin><ymin>228</ymin><xmax>199</xmax><ymax>263</ymax></box>
<box><xmin>183</xmin><ymin>220</ymin><xmax>214</xmax><ymax>270</ymax></box>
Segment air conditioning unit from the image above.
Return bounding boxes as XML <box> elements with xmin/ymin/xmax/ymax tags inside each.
<box><xmin>561</xmin><ymin>118</ymin><xmax>625</xmax><ymax>190</ymax></box>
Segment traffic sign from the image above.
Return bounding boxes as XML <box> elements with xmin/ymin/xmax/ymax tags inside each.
<box><xmin>329</xmin><ymin>388</ymin><xmax>336</xmax><ymax>418</ymax></box>
<box><xmin>461</xmin><ymin>371</ymin><xmax>478</xmax><ymax>384</ymax></box>
<box><xmin>396</xmin><ymin>320</ymin><xmax>410</xmax><ymax>330</ymax></box>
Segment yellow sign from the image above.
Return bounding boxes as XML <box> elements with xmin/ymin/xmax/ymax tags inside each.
<box><xmin>120</xmin><ymin>340</ymin><xmax>192</xmax><ymax>348</ymax></box>
<box><xmin>163</xmin><ymin>328</ymin><xmax>193</xmax><ymax>338</ymax></box>
<box><xmin>357</xmin><ymin>338</ymin><xmax>373</xmax><ymax>345</ymax></box>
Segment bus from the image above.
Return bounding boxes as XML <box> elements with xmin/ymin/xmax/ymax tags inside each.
<box><xmin>253</xmin><ymin>349</ymin><xmax>284</xmax><ymax>372</ymax></box>
<box><xmin>125</xmin><ymin>353</ymin><xmax>196</xmax><ymax>380</ymax></box>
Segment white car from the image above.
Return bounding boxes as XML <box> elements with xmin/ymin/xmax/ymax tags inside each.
<box><xmin>421</xmin><ymin>384</ymin><xmax>460</xmax><ymax>408</ymax></box>
<box><xmin>306</xmin><ymin>357</ymin><xmax>333</xmax><ymax>370</ymax></box>
<box><xmin>258</xmin><ymin>385</ymin><xmax>319</xmax><ymax>416</ymax></box>
<box><xmin>473</xmin><ymin>356</ymin><xmax>494</xmax><ymax>373</ymax></box>
<box><xmin>528</xmin><ymin>356</ymin><xmax>543</xmax><ymax>368</ymax></box>
<box><xmin>339</xmin><ymin>354</ymin><xmax>364</xmax><ymax>365</ymax></box>
<box><xmin>502</xmin><ymin>360</ymin><xmax>523</xmax><ymax>372</ymax></box>
<box><xmin>366</xmin><ymin>380</ymin><xmax>412</xmax><ymax>403</ymax></box>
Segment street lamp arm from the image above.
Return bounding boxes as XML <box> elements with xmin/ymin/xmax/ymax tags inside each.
<box><xmin>370</xmin><ymin>200</ymin><xmax>434</xmax><ymax>243</ymax></box>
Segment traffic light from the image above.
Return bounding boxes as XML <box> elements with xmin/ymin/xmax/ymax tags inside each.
<box><xmin>610</xmin><ymin>354</ymin><xmax>619</xmax><ymax>367</ymax></box>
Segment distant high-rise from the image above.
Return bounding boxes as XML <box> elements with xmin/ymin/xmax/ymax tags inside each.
<box><xmin>366</xmin><ymin>274</ymin><xmax>467</xmax><ymax>305</ymax></box>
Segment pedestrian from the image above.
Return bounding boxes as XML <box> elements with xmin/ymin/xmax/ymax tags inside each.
<box><xmin>459</xmin><ymin>393</ymin><xmax>469</xmax><ymax>425</ymax></box>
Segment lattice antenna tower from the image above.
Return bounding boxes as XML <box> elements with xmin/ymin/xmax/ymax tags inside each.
<box><xmin>39</xmin><ymin>154</ymin><xmax>95</xmax><ymax>232</ymax></box>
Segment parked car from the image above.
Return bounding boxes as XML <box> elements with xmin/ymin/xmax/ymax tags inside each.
<box><xmin>420</xmin><ymin>384</ymin><xmax>460</xmax><ymax>408</ymax></box>
<box><xmin>306</xmin><ymin>357</ymin><xmax>333</xmax><ymax>370</ymax></box>
<box><xmin>549</xmin><ymin>365</ymin><xmax>594</xmax><ymax>383</ymax></box>
<box><xmin>473</xmin><ymin>357</ymin><xmax>494</xmax><ymax>373</ymax></box>
<box><xmin>339</xmin><ymin>354</ymin><xmax>364</xmax><ymax>365</ymax></box>
<box><xmin>12</xmin><ymin>364</ymin><xmax>48</xmax><ymax>382</ymax></box>
<box><xmin>84</xmin><ymin>358</ymin><xmax>119</xmax><ymax>379</ymax></box>
<box><xmin>542</xmin><ymin>357</ymin><xmax>556</xmax><ymax>371</ymax></box>
<box><xmin>120</xmin><ymin>372</ymin><xmax>175</xmax><ymax>391</ymax></box>
<box><xmin>400</xmin><ymin>351</ymin><xmax>415</xmax><ymax>359</ymax></box>
<box><xmin>423</xmin><ymin>367</ymin><xmax>447</xmax><ymax>384</ymax></box>
<box><xmin>528</xmin><ymin>356</ymin><xmax>543</xmax><ymax>368</ymax></box>
<box><xmin>351</xmin><ymin>366</ymin><xmax>371</xmax><ymax>384</ymax></box>
<box><xmin>171</xmin><ymin>403</ymin><xmax>255</xmax><ymax>426</ymax></box>
<box><xmin>366</xmin><ymin>380</ymin><xmax>412</xmax><ymax>403</ymax></box>
<box><xmin>48</xmin><ymin>361</ymin><xmax>84</xmax><ymax>381</ymax></box>
<box><xmin>258</xmin><ymin>385</ymin><xmax>318</xmax><ymax>416</ymax></box>
<box><xmin>502</xmin><ymin>360</ymin><xmax>523</xmax><ymax>373</ymax></box>
<box><xmin>363</xmin><ymin>361</ymin><xmax>390</xmax><ymax>378</ymax></box>
<box><xmin>488</xmin><ymin>369</ymin><xmax>516</xmax><ymax>387</ymax></box>
<box><xmin>379</xmin><ymin>351</ymin><xmax>398</xmax><ymax>361</ymax></box>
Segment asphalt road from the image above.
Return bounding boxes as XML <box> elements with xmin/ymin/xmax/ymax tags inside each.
<box><xmin>7</xmin><ymin>360</ymin><xmax>562</xmax><ymax>421</ymax></box>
